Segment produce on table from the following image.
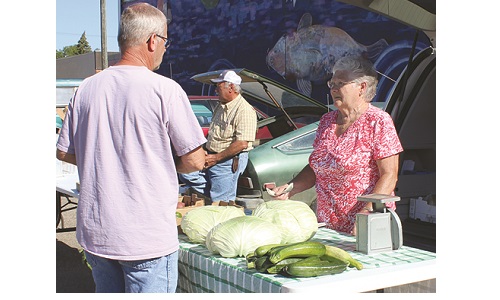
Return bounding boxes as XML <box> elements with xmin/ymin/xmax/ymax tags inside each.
<box><xmin>254</xmin><ymin>256</ymin><xmax>274</xmax><ymax>273</ymax></box>
<box><xmin>265</xmin><ymin>258</ymin><xmax>304</xmax><ymax>274</ymax></box>
<box><xmin>283</xmin><ymin>260</ymin><xmax>347</xmax><ymax>277</ymax></box>
<box><xmin>254</xmin><ymin>243</ymin><xmax>284</xmax><ymax>257</ymax></box>
<box><xmin>252</xmin><ymin>200</ymin><xmax>318</xmax><ymax>244</ymax></box>
<box><xmin>268</xmin><ymin>241</ymin><xmax>326</xmax><ymax>264</ymax></box>
<box><xmin>323</xmin><ymin>244</ymin><xmax>364</xmax><ymax>270</ymax></box>
<box><xmin>205</xmin><ymin>216</ymin><xmax>283</xmax><ymax>258</ymax></box>
<box><xmin>181</xmin><ymin>206</ymin><xmax>245</xmax><ymax>244</ymax></box>
<box><xmin>246</xmin><ymin>241</ymin><xmax>363</xmax><ymax>278</ymax></box>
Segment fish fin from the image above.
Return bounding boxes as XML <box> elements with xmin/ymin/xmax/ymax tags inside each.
<box><xmin>296</xmin><ymin>79</ymin><xmax>312</xmax><ymax>97</ymax></box>
<box><xmin>364</xmin><ymin>39</ymin><xmax>389</xmax><ymax>60</ymax></box>
<box><xmin>298</xmin><ymin>13</ymin><xmax>313</xmax><ymax>31</ymax></box>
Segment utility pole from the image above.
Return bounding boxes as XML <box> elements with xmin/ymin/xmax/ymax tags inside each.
<box><xmin>100</xmin><ymin>0</ymin><xmax>108</xmax><ymax>69</ymax></box>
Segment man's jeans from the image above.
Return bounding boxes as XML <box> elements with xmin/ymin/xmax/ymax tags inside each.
<box><xmin>178</xmin><ymin>152</ymin><xmax>248</xmax><ymax>201</ymax></box>
<box><xmin>84</xmin><ymin>250</ymin><xmax>178</xmax><ymax>293</ymax></box>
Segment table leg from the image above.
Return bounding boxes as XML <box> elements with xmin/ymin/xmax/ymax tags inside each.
<box><xmin>56</xmin><ymin>191</ymin><xmax>77</xmax><ymax>232</ymax></box>
<box><xmin>56</xmin><ymin>191</ymin><xmax>62</xmax><ymax>227</ymax></box>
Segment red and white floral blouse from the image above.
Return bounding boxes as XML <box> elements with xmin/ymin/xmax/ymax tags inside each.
<box><xmin>310</xmin><ymin>104</ymin><xmax>403</xmax><ymax>233</ymax></box>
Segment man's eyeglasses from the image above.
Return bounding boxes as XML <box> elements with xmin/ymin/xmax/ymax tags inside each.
<box><xmin>154</xmin><ymin>34</ymin><xmax>171</xmax><ymax>49</ymax></box>
<box><xmin>327</xmin><ymin>80</ymin><xmax>356</xmax><ymax>90</ymax></box>
<box><xmin>212</xmin><ymin>82</ymin><xmax>224</xmax><ymax>86</ymax></box>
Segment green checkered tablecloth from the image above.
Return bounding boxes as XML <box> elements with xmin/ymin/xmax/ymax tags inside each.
<box><xmin>177</xmin><ymin>227</ymin><xmax>436</xmax><ymax>293</ymax></box>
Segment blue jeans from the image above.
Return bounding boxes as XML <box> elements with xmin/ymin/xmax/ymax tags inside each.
<box><xmin>178</xmin><ymin>152</ymin><xmax>248</xmax><ymax>202</ymax></box>
<box><xmin>84</xmin><ymin>250</ymin><xmax>178</xmax><ymax>293</ymax></box>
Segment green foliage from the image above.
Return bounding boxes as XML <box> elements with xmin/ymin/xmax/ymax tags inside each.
<box><xmin>76</xmin><ymin>32</ymin><xmax>92</xmax><ymax>53</ymax></box>
<box><xmin>79</xmin><ymin>249</ymin><xmax>92</xmax><ymax>270</ymax></box>
<box><xmin>56</xmin><ymin>31</ymin><xmax>92</xmax><ymax>59</ymax></box>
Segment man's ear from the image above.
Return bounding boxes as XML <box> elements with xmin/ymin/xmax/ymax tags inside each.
<box><xmin>146</xmin><ymin>34</ymin><xmax>157</xmax><ymax>52</ymax></box>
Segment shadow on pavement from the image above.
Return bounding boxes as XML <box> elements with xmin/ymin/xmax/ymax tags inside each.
<box><xmin>56</xmin><ymin>239</ymin><xmax>95</xmax><ymax>293</ymax></box>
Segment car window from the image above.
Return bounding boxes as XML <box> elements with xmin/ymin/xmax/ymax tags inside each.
<box><xmin>190</xmin><ymin>102</ymin><xmax>212</xmax><ymax>116</ymax></box>
<box><xmin>275</xmin><ymin>128</ymin><xmax>317</xmax><ymax>153</ymax></box>
<box><xmin>190</xmin><ymin>101</ymin><xmax>213</xmax><ymax>127</ymax></box>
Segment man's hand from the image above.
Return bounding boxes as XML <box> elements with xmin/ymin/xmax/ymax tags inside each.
<box><xmin>204</xmin><ymin>153</ymin><xmax>219</xmax><ymax>169</ymax></box>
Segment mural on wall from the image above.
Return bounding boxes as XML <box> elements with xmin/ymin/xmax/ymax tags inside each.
<box><xmin>120</xmin><ymin>0</ymin><xmax>432</xmax><ymax>104</ymax></box>
<box><xmin>266</xmin><ymin>12</ymin><xmax>388</xmax><ymax>97</ymax></box>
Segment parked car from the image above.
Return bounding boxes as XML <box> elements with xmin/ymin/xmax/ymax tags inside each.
<box><xmin>188</xmin><ymin>95</ymin><xmax>272</xmax><ymax>139</ymax></box>
<box><xmin>191</xmin><ymin>69</ymin><xmax>387</xmax><ymax>205</ymax></box>
<box><xmin>192</xmin><ymin>1</ymin><xmax>436</xmax><ymax>252</ymax></box>
<box><xmin>188</xmin><ymin>96</ymin><xmax>218</xmax><ymax>137</ymax></box>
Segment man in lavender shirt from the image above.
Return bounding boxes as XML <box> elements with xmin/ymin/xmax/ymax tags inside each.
<box><xmin>56</xmin><ymin>3</ymin><xmax>206</xmax><ymax>293</ymax></box>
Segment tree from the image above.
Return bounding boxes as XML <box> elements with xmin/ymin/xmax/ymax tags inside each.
<box><xmin>56</xmin><ymin>31</ymin><xmax>93</xmax><ymax>59</ymax></box>
<box><xmin>76</xmin><ymin>31</ymin><xmax>92</xmax><ymax>54</ymax></box>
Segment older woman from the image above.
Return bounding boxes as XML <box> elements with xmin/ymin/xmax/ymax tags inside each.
<box><xmin>272</xmin><ymin>56</ymin><xmax>403</xmax><ymax>235</ymax></box>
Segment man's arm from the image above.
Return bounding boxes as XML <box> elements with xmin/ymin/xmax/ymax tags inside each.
<box><xmin>204</xmin><ymin>140</ymin><xmax>248</xmax><ymax>168</ymax></box>
<box><xmin>176</xmin><ymin>146</ymin><xmax>206</xmax><ymax>174</ymax></box>
<box><xmin>56</xmin><ymin>149</ymin><xmax>77</xmax><ymax>165</ymax></box>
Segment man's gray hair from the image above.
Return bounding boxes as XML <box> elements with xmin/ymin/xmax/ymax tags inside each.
<box><xmin>118</xmin><ymin>3</ymin><xmax>167</xmax><ymax>52</ymax></box>
<box><xmin>224</xmin><ymin>82</ymin><xmax>241</xmax><ymax>93</ymax></box>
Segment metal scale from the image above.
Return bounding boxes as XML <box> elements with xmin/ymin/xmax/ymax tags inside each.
<box><xmin>355</xmin><ymin>194</ymin><xmax>403</xmax><ymax>254</ymax></box>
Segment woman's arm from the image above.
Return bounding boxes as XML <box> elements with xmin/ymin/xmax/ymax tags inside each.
<box><xmin>373</xmin><ymin>154</ymin><xmax>400</xmax><ymax>194</ymax></box>
<box><xmin>361</xmin><ymin>154</ymin><xmax>400</xmax><ymax>212</ymax></box>
<box><xmin>272</xmin><ymin>164</ymin><xmax>316</xmax><ymax>200</ymax></box>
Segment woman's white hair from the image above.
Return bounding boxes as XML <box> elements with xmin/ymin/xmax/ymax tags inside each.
<box><xmin>331</xmin><ymin>56</ymin><xmax>378</xmax><ymax>101</ymax></box>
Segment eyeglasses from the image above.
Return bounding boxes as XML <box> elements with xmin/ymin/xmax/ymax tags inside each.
<box><xmin>155</xmin><ymin>34</ymin><xmax>171</xmax><ymax>49</ymax></box>
<box><xmin>212</xmin><ymin>82</ymin><xmax>226</xmax><ymax>87</ymax></box>
<box><xmin>327</xmin><ymin>80</ymin><xmax>356</xmax><ymax>90</ymax></box>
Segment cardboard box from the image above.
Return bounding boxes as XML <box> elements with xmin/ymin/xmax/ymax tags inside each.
<box><xmin>176</xmin><ymin>194</ymin><xmax>205</xmax><ymax>226</ymax></box>
<box><xmin>409</xmin><ymin>197</ymin><xmax>436</xmax><ymax>223</ymax></box>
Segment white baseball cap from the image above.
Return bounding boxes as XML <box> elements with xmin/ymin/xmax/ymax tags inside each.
<box><xmin>210</xmin><ymin>70</ymin><xmax>242</xmax><ymax>85</ymax></box>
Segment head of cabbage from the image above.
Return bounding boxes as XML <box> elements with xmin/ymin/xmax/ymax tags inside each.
<box><xmin>205</xmin><ymin>216</ymin><xmax>282</xmax><ymax>258</ymax></box>
<box><xmin>180</xmin><ymin>206</ymin><xmax>245</xmax><ymax>244</ymax></box>
<box><xmin>252</xmin><ymin>200</ymin><xmax>318</xmax><ymax>244</ymax></box>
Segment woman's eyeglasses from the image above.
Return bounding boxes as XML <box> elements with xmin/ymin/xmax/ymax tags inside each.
<box><xmin>327</xmin><ymin>80</ymin><xmax>356</xmax><ymax>90</ymax></box>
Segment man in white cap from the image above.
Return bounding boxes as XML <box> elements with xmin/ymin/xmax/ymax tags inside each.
<box><xmin>179</xmin><ymin>70</ymin><xmax>257</xmax><ymax>202</ymax></box>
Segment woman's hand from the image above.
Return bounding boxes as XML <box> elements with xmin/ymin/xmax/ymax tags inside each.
<box><xmin>268</xmin><ymin>183</ymin><xmax>293</xmax><ymax>200</ymax></box>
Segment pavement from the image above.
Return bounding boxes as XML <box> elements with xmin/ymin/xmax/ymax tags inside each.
<box><xmin>56</xmin><ymin>196</ymin><xmax>95</xmax><ymax>293</ymax></box>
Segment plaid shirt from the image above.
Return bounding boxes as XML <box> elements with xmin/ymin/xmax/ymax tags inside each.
<box><xmin>206</xmin><ymin>94</ymin><xmax>257</xmax><ymax>153</ymax></box>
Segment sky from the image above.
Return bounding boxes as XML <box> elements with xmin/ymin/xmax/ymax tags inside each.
<box><xmin>56</xmin><ymin>0</ymin><xmax>120</xmax><ymax>52</ymax></box>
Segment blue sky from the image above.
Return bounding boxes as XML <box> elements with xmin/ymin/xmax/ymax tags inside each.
<box><xmin>56</xmin><ymin>0</ymin><xmax>120</xmax><ymax>52</ymax></box>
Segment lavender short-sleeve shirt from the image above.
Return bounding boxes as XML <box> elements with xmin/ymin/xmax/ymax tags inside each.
<box><xmin>57</xmin><ymin>65</ymin><xmax>206</xmax><ymax>260</ymax></box>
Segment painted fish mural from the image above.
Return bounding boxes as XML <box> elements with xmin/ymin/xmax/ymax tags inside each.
<box><xmin>266</xmin><ymin>13</ymin><xmax>388</xmax><ymax>97</ymax></box>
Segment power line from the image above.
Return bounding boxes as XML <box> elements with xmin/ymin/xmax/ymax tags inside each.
<box><xmin>57</xmin><ymin>31</ymin><xmax>117</xmax><ymax>39</ymax></box>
